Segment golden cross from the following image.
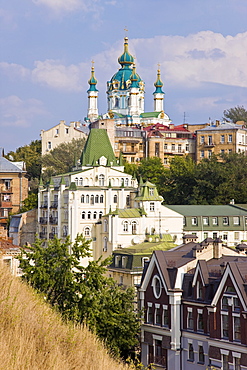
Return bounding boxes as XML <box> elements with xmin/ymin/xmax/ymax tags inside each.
<box><xmin>124</xmin><ymin>27</ymin><xmax>128</xmax><ymax>36</ymax></box>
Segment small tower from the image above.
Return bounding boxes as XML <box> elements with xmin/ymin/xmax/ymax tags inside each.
<box><xmin>153</xmin><ymin>67</ymin><xmax>164</xmax><ymax>112</ymax></box>
<box><xmin>128</xmin><ymin>63</ymin><xmax>140</xmax><ymax>117</ymax></box>
<box><xmin>87</xmin><ymin>62</ymin><xmax>99</xmax><ymax>122</ymax></box>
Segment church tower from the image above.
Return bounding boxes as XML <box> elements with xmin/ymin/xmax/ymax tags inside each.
<box><xmin>153</xmin><ymin>67</ymin><xmax>164</xmax><ymax>112</ymax></box>
<box><xmin>106</xmin><ymin>37</ymin><xmax>145</xmax><ymax>122</ymax></box>
<box><xmin>87</xmin><ymin>63</ymin><xmax>99</xmax><ymax>122</ymax></box>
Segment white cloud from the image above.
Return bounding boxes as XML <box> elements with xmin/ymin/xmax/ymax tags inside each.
<box><xmin>32</xmin><ymin>0</ymin><xmax>100</xmax><ymax>14</ymax></box>
<box><xmin>0</xmin><ymin>62</ymin><xmax>30</xmax><ymax>80</ymax></box>
<box><xmin>0</xmin><ymin>96</ymin><xmax>47</xmax><ymax>127</ymax></box>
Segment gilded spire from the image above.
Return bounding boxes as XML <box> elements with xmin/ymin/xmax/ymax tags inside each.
<box><xmin>118</xmin><ymin>37</ymin><xmax>134</xmax><ymax>68</ymax></box>
<box><xmin>154</xmin><ymin>66</ymin><xmax>164</xmax><ymax>94</ymax></box>
<box><xmin>87</xmin><ymin>61</ymin><xmax>98</xmax><ymax>92</ymax></box>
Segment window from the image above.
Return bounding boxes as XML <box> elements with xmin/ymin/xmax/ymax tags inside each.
<box><xmin>104</xmin><ymin>219</ymin><xmax>108</xmax><ymax>232</ymax></box>
<box><xmin>208</xmin><ymin>149</ymin><xmax>212</xmax><ymax>158</ymax></box>
<box><xmin>188</xmin><ymin>343</ymin><xmax>194</xmax><ymax>361</ymax></box>
<box><xmin>155</xmin><ymin>143</ymin><xmax>160</xmax><ymax>157</ymax></box>
<box><xmin>48</xmin><ymin>141</ymin><xmax>52</xmax><ymax>150</ymax></box>
<box><xmin>86</xmin><ymin>194</ymin><xmax>89</xmax><ymax>203</ymax></box>
<box><xmin>55</xmin><ymin>129</ymin><xmax>59</xmax><ymax>135</ymax></box>
<box><xmin>233</xmin><ymin>216</ymin><xmax>240</xmax><ymax>225</ymax></box>
<box><xmin>223</xmin><ymin>233</ymin><xmax>228</xmax><ymax>240</ymax></box>
<box><xmin>192</xmin><ymin>217</ymin><xmax>197</xmax><ymax>226</ymax></box>
<box><xmin>203</xmin><ymin>217</ymin><xmax>209</xmax><ymax>225</ymax></box>
<box><xmin>90</xmin><ymin>195</ymin><xmax>94</xmax><ymax>205</ymax></box>
<box><xmin>65</xmin><ymin>128</ymin><xmax>69</xmax><ymax>134</ymax></box>
<box><xmin>221</xmin><ymin>149</ymin><xmax>225</xmax><ymax>154</ymax></box>
<box><xmin>164</xmin><ymin>158</ymin><xmax>168</xmax><ymax>165</ymax></box>
<box><xmin>223</xmin><ymin>217</ymin><xmax>229</xmax><ymax>225</ymax></box>
<box><xmin>125</xmin><ymin>178</ymin><xmax>129</xmax><ymax>186</ymax></box>
<box><xmin>95</xmin><ymin>195</ymin><xmax>99</xmax><ymax>203</ymax></box>
<box><xmin>132</xmin><ymin>221</ymin><xmax>137</xmax><ymax>235</ymax></box>
<box><xmin>208</xmin><ymin>135</ymin><xmax>213</xmax><ymax>145</ymax></box>
<box><xmin>222</xmin><ymin>354</ymin><xmax>229</xmax><ymax>370</ymax></box>
<box><xmin>213</xmin><ymin>232</ymin><xmax>218</xmax><ymax>239</ymax></box>
<box><xmin>79</xmin><ymin>178</ymin><xmax>83</xmax><ymax>186</ymax></box>
<box><xmin>162</xmin><ymin>305</ymin><xmax>169</xmax><ymax>327</ymax></box>
<box><xmin>233</xmin><ymin>297</ymin><xmax>240</xmax><ymax>312</ymax></box>
<box><xmin>187</xmin><ymin>309</ymin><xmax>194</xmax><ymax>330</ymax></box>
<box><xmin>147</xmin><ymin>303</ymin><xmax>153</xmax><ymax>324</ymax></box>
<box><xmin>152</xmin><ymin>275</ymin><xmax>162</xmax><ymax>299</ymax></box>
<box><xmin>82</xmin><ymin>212</ymin><xmax>85</xmax><ymax>219</ymax></box>
<box><xmin>234</xmin><ymin>356</ymin><xmax>241</xmax><ymax>370</ymax></box>
<box><xmin>93</xmin><ymin>211</ymin><xmax>97</xmax><ymax>219</ymax></box>
<box><xmin>212</xmin><ymin>217</ymin><xmax>218</xmax><ymax>225</ymax></box>
<box><xmin>155</xmin><ymin>304</ymin><xmax>161</xmax><ymax>326</ymax></box>
<box><xmin>197</xmin><ymin>281</ymin><xmax>203</xmax><ymax>299</ymax></box>
<box><xmin>100</xmin><ymin>195</ymin><xmax>104</xmax><ymax>203</ymax></box>
<box><xmin>113</xmin><ymin>194</ymin><xmax>118</xmax><ymax>203</ymax></box>
<box><xmin>154</xmin><ymin>340</ymin><xmax>162</xmax><ymax>364</ymax></box>
<box><xmin>186</xmin><ymin>144</ymin><xmax>189</xmax><ymax>151</ymax></box>
<box><xmin>234</xmin><ymin>316</ymin><xmax>241</xmax><ymax>341</ymax></box>
<box><xmin>103</xmin><ymin>237</ymin><xmax>107</xmax><ymax>252</ymax></box>
<box><xmin>84</xmin><ymin>227</ymin><xmax>90</xmax><ymax>237</ymax></box>
<box><xmin>200</xmin><ymin>150</ymin><xmax>204</xmax><ymax>158</ymax></box>
<box><xmin>99</xmin><ymin>212</ymin><xmax>103</xmax><ymax>219</ymax></box>
<box><xmin>149</xmin><ymin>188</ymin><xmax>154</xmax><ymax>196</ymax></box>
<box><xmin>99</xmin><ymin>174</ymin><xmax>105</xmax><ymax>186</ymax></box>
<box><xmin>198</xmin><ymin>313</ymin><xmax>204</xmax><ymax>331</ymax></box>
<box><xmin>75</xmin><ymin>178</ymin><xmax>78</xmax><ymax>186</ymax></box>
<box><xmin>150</xmin><ymin>202</ymin><xmax>155</xmax><ymax>211</ymax></box>
<box><xmin>164</xmin><ymin>143</ymin><xmax>167</xmax><ymax>150</ymax></box>
<box><xmin>222</xmin><ymin>314</ymin><xmax>229</xmax><ymax>339</ymax></box>
<box><xmin>123</xmin><ymin>221</ymin><xmax>128</xmax><ymax>232</ymax></box>
<box><xmin>88</xmin><ymin>211</ymin><xmax>91</xmax><ymax>219</ymax></box>
<box><xmin>126</xmin><ymin>195</ymin><xmax>130</xmax><ymax>206</ymax></box>
<box><xmin>178</xmin><ymin>144</ymin><xmax>182</xmax><ymax>153</ymax></box>
<box><xmin>234</xmin><ymin>232</ymin><xmax>240</xmax><ymax>241</ymax></box>
<box><xmin>198</xmin><ymin>346</ymin><xmax>205</xmax><ymax>364</ymax></box>
<box><xmin>200</xmin><ymin>136</ymin><xmax>205</xmax><ymax>144</ymax></box>
<box><xmin>171</xmin><ymin>144</ymin><xmax>175</xmax><ymax>151</ymax></box>
<box><xmin>228</xmin><ymin>134</ymin><xmax>232</xmax><ymax>143</ymax></box>
<box><xmin>204</xmin><ymin>232</ymin><xmax>208</xmax><ymax>239</ymax></box>
<box><xmin>221</xmin><ymin>135</ymin><xmax>225</xmax><ymax>144</ymax></box>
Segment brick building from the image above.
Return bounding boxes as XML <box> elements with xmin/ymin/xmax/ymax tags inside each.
<box><xmin>0</xmin><ymin>152</ymin><xmax>28</xmax><ymax>229</ymax></box>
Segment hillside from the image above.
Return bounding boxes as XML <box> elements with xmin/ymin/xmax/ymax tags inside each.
<box><xmin>0</xmin><ymin>265</ymin><xmax>132</xmax><ymax>370</ymax></box>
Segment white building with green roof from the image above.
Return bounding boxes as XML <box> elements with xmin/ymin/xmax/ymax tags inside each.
<box><xmin>38</xmin><ymin>129</ymin><xmax>183</xmax><ymax>265</ymax></box>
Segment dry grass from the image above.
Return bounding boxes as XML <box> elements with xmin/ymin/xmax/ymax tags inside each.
<box><xmin>0</xmin><ymin>265</ymin><xmax>133</xmax><ymax>370</ymax></box>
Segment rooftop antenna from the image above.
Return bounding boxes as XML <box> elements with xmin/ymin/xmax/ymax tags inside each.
<box><xmin>183</xmin><ymin>112</ymin><xmax>188</xmax><ymax>124</ymax></box>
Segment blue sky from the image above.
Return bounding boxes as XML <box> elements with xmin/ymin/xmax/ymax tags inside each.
<box><xmin>1</xmin><ymin>0</ymin><xmax>247</xmax><ymax>152</ymax></box>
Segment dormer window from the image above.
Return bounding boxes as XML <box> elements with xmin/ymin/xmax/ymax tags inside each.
<box><xmin>152</xmin><ymin>275</ymin><xmax>162</xmax><ymax>299</ymax></box>
<box><xmin>197</xmin><ymin>281</ymin><xmax>203</xmax><ymax>299</ymax></box>
<box><xmin>149</xmin><ymin>188</ymin><xmax>154</xmax><ymax>196</ymax></box>
<box><xmin>99</xmin><ymin>174</ymin><xmax>105</xmax><ymax>186</ymax></box>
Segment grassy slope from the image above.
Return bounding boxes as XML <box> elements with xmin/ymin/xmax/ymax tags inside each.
<box><xmin>0</xmin><ymin>265</ymin><xmax>132</xmax><ymax>370</ymax></box>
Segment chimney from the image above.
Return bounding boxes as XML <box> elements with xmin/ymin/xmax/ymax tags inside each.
<box><xmin>215</xmin><ymin>120</ymin><xmax>220</xmax><ymax>127</ymax></box>
<box><xmin>213</xmin><ymin>238</ymin><xmax>223</xmax><ymax>259</ymax></box>
<box><xmin>169</xmin><ymin>124</ymin><xmax>174</xmax><ymax>130</ymax></box>
<box><xmin>230</xmin><ymin>199</ymin><xmax>235</xmax><ymax>205</ymax></box>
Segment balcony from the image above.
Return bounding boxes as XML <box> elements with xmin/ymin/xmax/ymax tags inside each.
<box><xmin>0</xmin><ymin>200</ymin><xmax>12</xmax><ymax>208</ymax></box>
<box><xmin>203</xmin><ymin>142</ymin><xmax>215</xmax><ymax>148</ymax></box>
<box><xmin>0</xmin><ymin>186</ymin><xmax>12</xmax><ymax>193</ymax></box>
<box><xmin>39</xmin><ymin>217</ymin><xmax>48</xmax><ymax>224</ymax></box>
<box><xmin>49</xmin><ymin>217</ymin><xmax>58</xmax><ymax>225</ymax></box>
<box><xmin>39</xmin><ymin>232</ymin><xmax>47</xmax><ymax>239</ymax></box>
<box><xmin>49</xmin><ymin>232</ymin><xmax>58</xmax><ymax>239</ymax></box>
<box><xmin>50</xmin><ymin>202</ymin><xmax>58</xmax><ymax>209</ymax></box>
<box><xmin>40</xmin><ymin>202</ymin><xmax>48</xmax><ymax>208</ymax></box>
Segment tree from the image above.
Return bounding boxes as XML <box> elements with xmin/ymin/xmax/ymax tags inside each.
<box><xmin>19</xmin><ymin>234</ymin><xmax>140</xmax><ymax>359</ymax></box>
<box><xmin>5</xmin><ymin>140</ymin><xmax>42</xmax><ymax>182</ymax></box>
<box><xmin>137</xmin><ymin>157</ymin><xmax>167</xmax><ymax>196</ymax></box>
<box><xmin>223</xmin><ymin>105</ymin><xmax>247</xmax><ymax>123</ymax></box>
<box><xmin>19</xmin><ymin>193</ymin><xmax>38</xmax><ymax>212</ymax></box>
<box><xmin>42</xmin><ymin>138</ymin><xmax>86</xmax><ymax>183</ymax></box>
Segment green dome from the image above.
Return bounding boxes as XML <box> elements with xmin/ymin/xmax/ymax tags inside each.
<box><xmin>87</xmin><ymin>65</ymin><xmax>98</xmax><ymax>92</ymax></box>
<box><xmin>118</xmin><ymin>37</ymin><xmax>134</xmax><ymax>67</ymax></box>
<box><xmin>153</xmin><ymin>68</ymin><xmax>164</xmax><ymax>94</ymax></box>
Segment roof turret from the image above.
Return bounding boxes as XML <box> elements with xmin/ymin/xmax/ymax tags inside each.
<box><xmin>118</xmin><ymin>37</ymin><xmax>134</xmax><ymax>67</ymax></box>
<box><xmin>130</xmin><ymin>63</ymin><xmax>139</xmax><ymax>88</ymax></box>
<box><xmin>153</xmin><ymin>68</ymin><xmax>164</xmax><ymax>94</ymax></box>
<box><xmin>87</xmin><ymin>63</ymin><xmax>98</xmax><ymax>92</ymax></box>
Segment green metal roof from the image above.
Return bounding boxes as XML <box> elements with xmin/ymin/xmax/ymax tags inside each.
<box><xmin>135</xmin><ymin>181</ymin><xmax>163</xmax><ymax>201</ymax></box>
<box><xmin>80</xmin><ymin>129</ymin><xmax>118</xmax><ymax>167</ymax></box>
<box><xmin>140</xmin><ymin>112</ymin><xmax>161</xmax><ymax>118</ymax></box>
<box><xmin>165</xmin><ymin>205</ymin><xmax>247</xmax><ymax>216</ymax></box>
<box><xmin>108</xmin><ymin>208</ymin><xmax>145</xmax><ymax>218</ymax></box>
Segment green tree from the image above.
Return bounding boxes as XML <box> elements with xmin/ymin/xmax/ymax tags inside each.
<box><xmin>42</xmin><ymin>138</ymin><xmax>86</xmax><ymax>183</ymax></box>
<box><xmin>19</xmin><ymin>193</ymin><xmax>38</xmax><ymax>212</ymax></box>
<box><xmin>19</xmin><ymin>234</ymin><xmax>140</xmax><ymax>359</ymax></box>
<box><xmin>137</xmin><ymin>157</ymin><xmax>167</xmax><ymax>194</ymax></box>
<box><xmin>223</xmin><ymin>105</ymin><xmax>247</xmax><ymax>123</ymax></box>
<box><xmin>5</xmin><ymin>140</ymin><xmax>42</xmax><ymax>182</ymax></box>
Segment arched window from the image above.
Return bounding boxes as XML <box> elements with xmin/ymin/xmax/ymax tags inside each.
<box><xmin>79</xmin><ymin>178</ymin><xmax>83</xmax><ymax>186</ymax></box>
<box><xmin>126</xmin><ymin>195</ymin><xmax>130</xmax><ymax>206</ymax></box>
<box><xmin>93</xmin><ymin>211</ymin><xmax>97</xmax><ymax>219</ymax></box>
<box><xmin>84</xmin><ymin>227</ymin><xmax>91</xmax><ymax>237</ymax></box>
<box><xmin>99</xmin><ymin>212</ymin><xmax>103</xmax><ymax>219</ymax></box>
<box><xmin>90</xmin><ymin>195</ymin><xmax>94</xmax><ymax>205</ymax></box>
<box><xmin>104</xmin><ymin>219</ymin><xmax>108</xmax><ymax>232</ymax></box>
<box><xmin>113</xmin><ymin>195</ymin><xmax>118</xmax><ymax>203</ymax></box>
<box><xmin>132</xmin><ymin>221</ymin><xmax>137</xmax><ymax>235</ymax></box>
<box><xmin>103</xmin><ymin>237</ymin><xmax>108</xmax><ymax>252</ymax></box>
<box><xmin>123</xmin><ymin>221</ymin><xmax>128</xmax><ymax>232</ymax></box>
<box><xmin>115</xmin><ymin>97</ymin><xmax>119</xmax><ymax>108</ymax></box>
<box><xmin>82</xmin><ymin>212</ymin><xmax>85</xmax><ymax>219</ymax></box>
<box><xmin>63</xmin><ymin>225</ymin><xmax>68</xmax><ymax>237</ymax></box>
<box><xmin>125</xmin><ymin>178</ymin><xmax>129</xmax><ymax>186</ymax></box>
<box><xmin>86</xmin><ymin>195</ymin><xmax>89</xmax><ymax>203</ymax></box>
<box><xmin>75</xmin><ymin>178</ymin><xmax>78</xmax><ymax>186</ymax></box>
<box><xmin>95</xmin><ymin>195</ymin><xmax>99</xmax><ymax>203</ymax></box>
<box><xmin>121</xmin><ymin>178</ymin><xmax>124</xmax><ymax>187</ymax></box>
<box><xmin>100</xmin><ymin>195</ymin><xmax>104</xmax><ymax>203</ymax></box>
<box><xmin>88</xmin><ymin>211</ymin><xmax>91</xmax><ymax>219</ymax></box>
<box><xmin>99</xmin><ymin>174</ymin><xmax>105</xmax><ymax>186</ymax></box>
<box><xmin>81</xmin><ymin>195</ymin><xmax>85</xmax><ymax>203</ymax></box>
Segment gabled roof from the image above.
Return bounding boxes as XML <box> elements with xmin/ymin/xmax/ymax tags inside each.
<box><xmin>165</xmin><ymin>204</ymin><xmax>247</xmax><ymax>216</ymax></box>
<box><xmin>135</xmin><ymin>181</ymin><xmax>163</xmax><ymax>201</ymax></box>
<box><xmin>80</xmin><ymin>129</ymin><xmax>118</xmax><ymax>167</ymax></box>
<box><xmin>0</xmin><ymin>156</ymin><xmax>26</xmax><ymax>173</ymax></box>
<box><xmin>197</xmin><ymin>122</ymin><xmax>247</xmax><ymax>132</ymax></box>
